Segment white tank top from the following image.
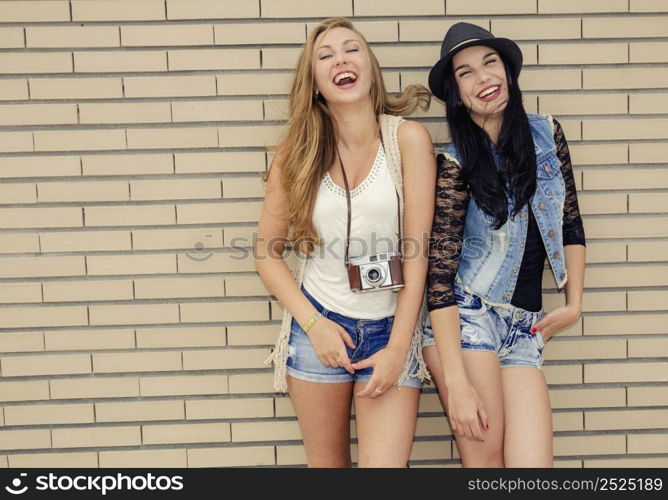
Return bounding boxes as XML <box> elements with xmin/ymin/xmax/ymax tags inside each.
<box><xmin>302</xmin><ymin>144</ymin><xmax>399</xmax><ymax>319</ymax></box>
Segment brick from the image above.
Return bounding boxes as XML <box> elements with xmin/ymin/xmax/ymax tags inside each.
<box><xmin>187</xmin><ymin>446</ymin><xmax>274</xmax><ymax>467</ymax></box>
<box><xmin>630</xmin><ymin>93</ymin><xmax>668</xmax><ymax>115</ymax></box>
<box><xmin>585</xmin><ymin>119</ymin><xmax>668</xmax><ymax>140</ymax></box>
<box><xmin>224</xmin><ymin>226</ymin><xmax>259</xmax><ymax>248</ymax></box>
<box><xmin>308</xmin><ymin>20</ymin><xmax>397</xmax><ymax>42</ymax></box>
<box><xmin>584</xmin><ymin>168</ymin><xmax>668</xmax><ymax>190</ymax></box>
<box><xmin>586</xmin><ymin>409</ymin><xmax>668</xmax><ymax>430</ymax></box>
<box><xmin>232</xmin><ymin>420</ymin><xmax>300</xmax><ymax>442</ymax></box>
<box><xmin>44</xmin><ymin>329</ymin><xmax>135</xmax><ymax>351</ymax></box>
<box><xmin>541</xmin><ymin>43</ymin><xmax>627</xmax><ymax>65</ymax></box>
<box><xmin>52</xmin><ymin>426</ymin><xmax>141</xmax><ymax>448</ymax></box>
<box><xmin>0</xmin><ymin>1</ymin><xmax>69</xmax><ymax>22</ymax></box>
<box><xmin>142</xmin><ymin>422</ymin><xmax>230</xmax><ymax>445</ymax></box>
<box><xmin>585</xmin><ymin>362</ymin><xmax>668</xmax><ymax>383</ymax></box>
<box><xmin>1</xmin><ymin>353</ymin><xmax>90</xmax><ymax>376</ymax></box>
<box><xmin>176</xmin><ymin>201</ymin><xmax>261</xmax><ymax>223</ymax></box>
<box><xmin>628</xmin><ymin>433</ymin><xmax>668</xmax><ymax>454</ymax></box>
<box><xmin>186</xmin><ymin>398</ymin><xmax>273</xmax><ymax>420</ymax></box>
<box><xmin>172</xmin><ymin>100</ymin><xmax>263</xmax><ymax>122</ymax></box>
<box><xmin>586</xmin><ymin>265</ymin><xmax>668</xmax><ymax>287</ymax></box>
<box><xmin>86</xmin><ymin>254</ymin><xmax>176</xmax><ymax>275</ymax></box>
<box><xmin>569</xmin><ymin>144</ymin><xmax>627</xmax><ymax>165</ymax></box>
<box><xmin>0</xmin><ymin>28</ymin><xmax>24</xmax><ymax>48</ymax></box>
<box><xmin>83</xmin><ymin>153</ymin><xmax>173</xmax><ymax>176</ymax></box>
<box><xmin>0</xmin><ymin>256</ymin><xmax>84</xmax><ymax>278</ymax></box>
<box><xmin>630</xmin><ymin>144</ymin><xmax>668</xmax><ymax>164</ymax></box>
<box><xmin>43</xmin><ymin>280</ymin><xmax>133</xmax><ymax>302</ymax></box>
<box><xmin>169</xmin><ymin>49</ymin><xmax>259</xmax><ymax>71</ymax></box>
<box><xmin>38</xmin><ymin>180</ymin><xmax>128</xmax><ymax>202</ymax></box>
<box><xmin>274</xmin><ymin>397</ymin><xmax>295</xmax><ymax>417</ymax></box>
<box><xmin>229</xmin><ymin>373</ymin><xmax>273</xmax><ymax>394</ymax></box>
<box><xmin>90</xmin><ymin>304</ymin><xmax>179</xmax><ymax>326</ymax></box>
<box><xmin>124</xmin><ymin>75</ymin><xmax>216</xmax><ymax>98</ymax></box>
<box><xmin>135</xmin><ymin>276</ymin><xmax>224</xmax><ymax>299</ymax></box>
<box><xmin>543</xmin><ymin>339</ymin><xmax>626</xmax><ymax>361</ymax></box>
<box><xmin>355</xmin><ymin>0</ymin><xmax>443</xmax><ymax>15</ymax></box>
<box><xmin>0</xmin><ymin>79</ymin><xmax>28</xmax><ymax>100</ymax></box>
<box><xmin>99</xmin><ymin>449</ymin><xmax>186</xmax><ymax>468</ymax></box>
<box><xmin>122</xmin><ymin>25</ymin><xmax>213</xmax><ymax>47</ymax></box>
<box><xmin>629</xmin><ymin>242</ymin><xmax>668</xmax><ymax>262</ymax></box>
<box><xmin>132</xmin><ymin>228</ymin><xmax>223</xmax><ymax>251</ymax></box>
<box><xmin>0</xmin><ymin>233</ymin><xmax>39</xmax><ymax>254</ymax></box>
<box><xmin>586</xmin><ymin>457</ymin><xmax>668</xmax><ymax>467</ymax></box>
<box><xmin>543</xmin><ymin>365</ymin><xmax>582</xmax><ymax>384</ymax></box>
<box><xmin>540</xmin><ymin>0</ymin><xmax>627</xmax><ymax>13</ymax></box>
<box><xmin>227</xmin><ymin>325</ymin><xmax>278</xmax><ymax>346</ymax></box>
<box><xmin>549</xmin><ymin>388</ymin><xmax>625</xmax><ymax>409</ymax></box>
<box><xmin>176</xmin><ymin>152</ymin><xmax>265</xmax><ymax>173</ymax></box>
<box><xmin>93</xmin><ymin>351</ymin><xmax>182</xmax><ymax>373</ymax></box>
<box><xmin>79</xmin><ymin>102</ymin><xmax>171</xmax><ymax>124</ymax></box>
<box><xmin>449</xmin><ymin>0</ymin><xmax>535</xmax><ymax>14</ymax></box>
<box><xmin>0</xmin><ymin>305</ymin><xmax>87</xmax><ymax>329</ymax></box>
<box><xmin>553</xmin><ymin>412</ymin><xmax>584</xmax><ymax>431</ymax></box>
<box><xmin>215</xmin><ymin>22</ymin><xmax>304</xmax><ymax>45</ymax></box>
<box><xmin>34</xmin><ymin>129</ymin><xmax>126</xmax><ymax>152</ymax></box>
<box><xmin>261</xmin><ymin>0</ymin><xmax>351</xmax><ymax>17</ymax></box>
<box><xmin>182</xmin><ymin>348</ymin><xmax>270</xmax><ymax>370</ymax></box>
<box><xmin>263</xmin><ymin>98</ymin><xmax>289</xmax><ymax>121</ymax></box>
<box><xmin>137</xmin><ymin>326</ymin><xmax>226</xmax><ymax>348</ymax></box>
<box><xmin>492</xmin><ymin>18</ymin><xmax>580</xmax><ymax>40</ymax></box>
<box><xmin>628</xmin><ymin>337</ymin><xmax>668</xmax><ymax>356</ymax></box>
<box><xmin>0</xmin><ymin>131</ymin><xmax>32</xmax><ymax>152</ymax></box>
<box><xmin>127</xmin><ymin>127</ymin><xmax>218</xmax><ymax>149</ymax></box>
<box><xmin>72</xmin><ymin>0</ymin><xmax>165</xmax><ymax>21</ymax></box>
<box><xmin>74</xmin><ymin>50</ymin><xmax>166</xmax><ymax>72</ymax></box>
<box><xmin>520</xmin><ymin>69</ymin><xmax>582</xmax><ymax>91</ymax></box>
<box><xmin>217</xmin><ymin>73</ymin><xmax>292</xmax><ymax>96</ymax></box>
<box><xmin>50</xmin><ymin>377</ymin><xmax>139</xmax><ymax>400</ymax></box>
<box><xmin>628</xmin><ymin>386</ymin><xmax>668</xmax><ymax>406</ymax></box>
<box><xmin>96</xmin><ymin>400</ymin><xmax>184</xmax><ymax>423</ymax></box>
<box><xmin>178</xmin><ymin>252</ymin><xmax>255</xmax><ymax>275</ymax></box>
<box><xmin>553</xmin><ymin>435</ymin><xmax>625</xmax><ymax>456</ymax></box>
<box><xmin>27</xmin><ymin>26</ymin><xmax>119</xmax><ymax>48</ymax></box>
<box><xmin>276</xmin><ymin>445</ymin><xmax>305</xmax><ymax>465</ymax></box>
<box><xmin>219</xmin><ymin>125</ymin><xmax>282</xmax><ymax>148</ymax></box>
<box><xmin>540</xmin><ymin>94</ymin><xmax>627</xmax><ymax>116</ymax></box>
<box><xmin>585</xmin><ymin>16</ymin><xmax>668</xmax><ymax>38</ymax></box>
<box><xmin>409</xmin><ymin>440</ymin><xmax>452</xmax><ymax>461</ymax></box>
<box><xmin>633</xmin><ymin>42</ymin><xmax>668</xmax><ymax>63</ymax></box>
<box><xmin>585</xmin><ymin>313</ymin><xmax>668</xmax><ymax>335</ymax></box>
<box><xmin>29</xmin><ymin>77</ymin><xmax>123</xmax><ymax>99</ymax></box>
<box><xmin>0</xmin><ymin>184</ymin><xmax>33</xmax><ymax>204</ymax></box>
<box><xmin>630</xmin><ymin>193</ymin><xmax>668</xmax><ymax>213</ymax></box>
<box><xmin>399</xmin><ymin>20</ymin><xmax>489</xmax><ymax>42</ymax></box>
<box><xmin>631</xmin><ymin>0</ymin><xmax>668</xmax><ymax>11</ymax></box>
<box><xmin>0</xmin><ymin>380</ymin><xmax>49</xmax><ymax>402</ymax></box>
<box><xmin>0</xmin><ymin>207</ymin><xmax>82</xmax><ymax>231</ymax></box>
<box><xmin>41</xmin><ymin>231</ymin><xmax>131</xmax><ymax>253</ymax></box>
<box><xmin>180</xmin><ymin>302</ymin><xmax>268</xmax><ymax>324</ymax></box>
<box><xmin>260</xmin><ymin>47</ymin><xmax>300</xmax><ymax>69</ymax></box>
<box><xmin>167</xmin><ymin>0</ymin><xmax>259</xmax><ymax>19</ymax></box>
<box><xmin>578</xmin><ymin>193</ymin><xmax>627</xmax><ymax>215</ymax></box>
<box><xmin>0</xmin><ymin>103</ymin><xmax>77</xmax><ymax>126</ymax></box>
<box><xmin>84</xmin><ymin>206</ymin><xmax>175</xmax><ymax>227</ymax></box>
<box><xmin>225</xmin><ymin>276</ymin><xmax>269</xmax><ymax>296</ymax></box>
<box><xmin>584</xmin><ymin>68</ymin><xmax>668</xmax><ymax>89</ymax></box>
<box><xmin>131</xmin><ymin>178</ymin><xmax>220</xmax><ymax>201</ymax></box>
<box><xmin>9</xmin><ymin>452</ymin><xmax>97</xmax><ymax>468</ymax></box>
<box><xmin>4</xmin><ymin>403</ymin><xmax>94</xmax><ymax>425</ymax></box>
<box><xmin>0</xmin><ymin>284</ymin><xmax>41</xmax><ymax>304</ymax></box>
<box><xmin>223</xmin><ymin>178</ymin><xmax>264</xmax><ymax>199</ymax></box>
<box><xmin>584</xmin><ymin>216</ymin><xmax>668</xmax><ymax>239</ymax></box>
<box><xmin>0</xmin><ymin>332</ymin><xmax>43</xmax><ymax>353</ymax></box>
<box><xmin>415</xmin><ymin>416</ymin><xmax>451</xmax><ymax>436</ymax></box>
<box><xmin>0</xmin><ymin>156</ymin><xmax>79</xmax><ymax>179</ymax></box>
<box><xmin>141</xmin><ymin>374</ymin><xmax>228</xmax><ymax>397</ymax></box>
<box><xmin>0</xmin><ymin>429</ymin><xmax>51</xmax><ymax>451</ymax></box>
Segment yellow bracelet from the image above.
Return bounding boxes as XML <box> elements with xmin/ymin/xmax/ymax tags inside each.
<box><xmin>301</xmin><ymin>311</ymin><xmax>322</xmax><ymax>334</ymax></box>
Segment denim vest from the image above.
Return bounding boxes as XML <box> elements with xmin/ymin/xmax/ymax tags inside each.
<box><xmin>443</xmin><ymin>113</ymin><xmax>567</xmax><ymax>307</ymax></box>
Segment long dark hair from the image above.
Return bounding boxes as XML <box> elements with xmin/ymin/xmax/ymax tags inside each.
<box><xmin>443</xmin><ymin>56</ymin><xmax>536</xmax><ymax>229</ymax></box>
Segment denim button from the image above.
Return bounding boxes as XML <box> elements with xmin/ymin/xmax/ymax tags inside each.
<box><xmin>539</xmin><ymin>203</ymin><xmax>546</xmax><ymax>210</ymax></box>
<box><xmin>553</xmin><ymin>251</ymin><xmax>561</xmax><ymax>259</ymax></box>
<box><xmin>548</xmin><ymin>230</ymin><xmax>555</xmax><ymax>237</ymax></box>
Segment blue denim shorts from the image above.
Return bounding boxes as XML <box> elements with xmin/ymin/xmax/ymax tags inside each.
<box><xmin>422</xmin><ymin>283</ymin><xmax>545</xmax><ymax>369</ymax></box>
<box><xmin>287</xmin><ymin>286</ymin><xmax>422</xmax><ymax>387</ymax></box>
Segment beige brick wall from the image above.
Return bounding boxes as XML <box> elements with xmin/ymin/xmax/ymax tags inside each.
<box><xmin>0</xmin><ymin>0</ymin><xmax>666</xmax><ymax>468</ymax></box>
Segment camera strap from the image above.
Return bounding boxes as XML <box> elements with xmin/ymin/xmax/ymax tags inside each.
<box><xmin>336</xmin><ymin>138</ymin><xmax>402</xmax><ymax>268</ymax></box>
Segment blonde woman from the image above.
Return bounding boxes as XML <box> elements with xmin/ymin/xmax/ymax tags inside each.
<box><xmin>255</xmin><ymin>18</ymin><xmax>435</xmax><ymax>467</ymax></box>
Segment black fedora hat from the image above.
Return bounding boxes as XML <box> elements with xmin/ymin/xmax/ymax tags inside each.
<box><xmin>428</xmin><ymin>22</ymin><xmax>523</xmax><ymax>101</ymax></box>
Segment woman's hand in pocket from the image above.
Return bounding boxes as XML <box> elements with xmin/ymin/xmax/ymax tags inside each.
<box><xmin>531</xmin><ymin>304</ymin><xmax>581</xmax><ymax>342</ymax></box>
<box><xmin>307</xmin><ymin>317</ymin><xmax>356</xmax><ymax>373</ymax></box>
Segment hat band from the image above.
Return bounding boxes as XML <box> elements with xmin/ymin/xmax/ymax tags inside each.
<box><xmin>448</xmin><ymin>37</ymin><xmax>482</xmax><ymax>54</ymax></box>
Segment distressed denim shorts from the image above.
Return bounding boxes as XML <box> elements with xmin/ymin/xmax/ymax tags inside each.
<box><xmin>422</xmin><ymin>283</ymin><xmax>545</xmax><ymax>369</ymax></box>
<box><xmin>286</xmin><ymin>286</ymin><xmax>422</xmax><ymax>387</ymax></box>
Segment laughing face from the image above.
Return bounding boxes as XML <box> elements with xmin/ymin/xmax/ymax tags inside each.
<box><xmin>452</xmin><ymin>45</ymin><xmax>509</xmax><ymax>123</ymax></box>
<box><xmin>312</xmin><ymin>27</ymin><xmax>373</xmax><ymax>106</ymax></box>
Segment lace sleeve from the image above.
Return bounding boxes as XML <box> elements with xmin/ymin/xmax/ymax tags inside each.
<box><xmin>427</xmin><ymin>154</ymin><xmax>470</xmax><ymax>311</ymax></box>
<box><xmin>554</xmin><ymin>119</ymin><xmax>586</xmax><ymax>247</ymax></box>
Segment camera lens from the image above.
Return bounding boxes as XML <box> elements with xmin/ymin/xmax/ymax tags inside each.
<box><xmin>365</xmin><ymin>266</ymin><xmax>383</xmax><ymax>284</ymax></box>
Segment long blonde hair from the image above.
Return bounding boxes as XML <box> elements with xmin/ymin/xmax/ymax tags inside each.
<box><xmin>274</xmin><ymin>17</ymin><xmax>430</xmax><ymax>255</ymax></box>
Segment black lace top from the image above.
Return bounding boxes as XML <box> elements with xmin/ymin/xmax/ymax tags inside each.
<box><xmin>427</xmin><ymin>119</ymin><xmax>586</xmax><ymax>312</ymax></box>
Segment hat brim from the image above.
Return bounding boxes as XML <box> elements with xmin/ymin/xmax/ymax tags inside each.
<box><xmin>428</xmin><ymin>38</ymin><xmax>523</xmax><ymax>102</ymax></box>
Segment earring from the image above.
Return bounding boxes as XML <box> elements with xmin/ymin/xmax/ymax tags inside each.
<box><xmin>314</xmin><ymin>89</ymin><xmax>320</xmax><ymax>98</ymax></box>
